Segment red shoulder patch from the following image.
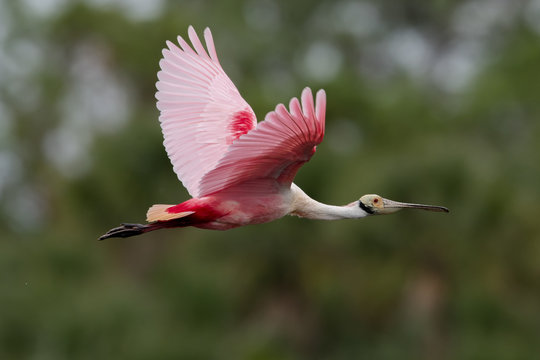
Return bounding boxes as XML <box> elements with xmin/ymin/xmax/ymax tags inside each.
<box><xmin>228</xmin><ymin>110</ymin><xmax>255</xmax><ymax>144</ymax></box>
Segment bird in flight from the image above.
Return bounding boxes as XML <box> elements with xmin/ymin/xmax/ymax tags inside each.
<box><xmin>100</xmin><ymin>26</ymin><xmax>448</xmax><ymax>240</ymax></box>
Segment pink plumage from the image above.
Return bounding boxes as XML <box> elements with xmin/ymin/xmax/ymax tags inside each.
<box><xmin>100</xmin><ymin>26</ymin><xmax>448</xmax><ymax>240</ymax></box>
<box><xmin>156</xmin><ymin>26</ymin><xmax>257</xmax><ymax>198</ymax></box>
<box><xmin>157</xmin><ymin>26</ymin><xmax>325</xmax><ymax>199</ymax></box>
<box><xmin>199</xmin><ymin>86</ymin><xmax>325</xmax><ymax>197</ymax></box>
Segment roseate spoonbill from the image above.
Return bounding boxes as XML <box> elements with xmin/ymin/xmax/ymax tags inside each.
<box><xmin>99</xmin><ymin>26</ymin><xmax>448</xmax><ymax>240</ymax></box>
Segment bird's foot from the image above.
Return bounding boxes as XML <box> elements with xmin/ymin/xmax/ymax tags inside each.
<box><xmin>99</xmin><ymin>223</ymin><xmax>149</xmax><ymax>240</ymax></box>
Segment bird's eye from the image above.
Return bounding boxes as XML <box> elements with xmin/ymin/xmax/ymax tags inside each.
<box><xmin>373</xmin><ymin>198</ymin><xmax>379</xmax><ymax>204</ymax></box>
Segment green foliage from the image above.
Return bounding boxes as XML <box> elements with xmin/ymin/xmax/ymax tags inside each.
<box><xmin>1</xmin><ymin>0</ymin><xmax>540</xmax><ymax>358</ymax></box>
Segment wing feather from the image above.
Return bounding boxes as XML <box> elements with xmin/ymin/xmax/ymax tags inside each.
<box><xmin>156</xmin><ymin>26</ymin><xmax>256</xmax><ymax>198</ymax></box>
<box><xmin>198</xmin><ymin>88</ymin><xmax>326</xmax><ymax>197</ymax></box>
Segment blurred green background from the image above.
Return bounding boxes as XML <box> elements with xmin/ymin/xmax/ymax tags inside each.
<box><xmin>1</xmin><ymin>0</ymin><xmax>540</xmax><ymax>359</ymax></box>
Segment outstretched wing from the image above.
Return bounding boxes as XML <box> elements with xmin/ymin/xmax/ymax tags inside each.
<box><xmin>198</xmin><ymin>88</ymin><xmax>326</xmax><ymax>197</ymax></box>
<box><xmin>156</xmin><ymin>26</ymin><xmax>257</xmax><ymax>198</ymax></box>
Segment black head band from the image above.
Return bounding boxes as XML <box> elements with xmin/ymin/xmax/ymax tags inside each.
<box><xmin>359</xmin><ymin>201</ymin><xmax>374</xmax><ymax>215</ymax></box>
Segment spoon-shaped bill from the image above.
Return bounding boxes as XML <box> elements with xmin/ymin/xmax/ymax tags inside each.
<box><xmin>382</xmin><ymin>198</ymin><xmax>449</xmax><ymax>213</ymax></box>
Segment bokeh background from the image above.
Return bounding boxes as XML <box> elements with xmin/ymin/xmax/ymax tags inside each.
<box><xmin>2</xmin><ymin>0</ymin><xmax>540</xmax><ymax>358</ymax></box>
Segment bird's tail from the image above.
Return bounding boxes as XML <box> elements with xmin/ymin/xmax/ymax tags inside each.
<box><xmin>146</xmin><ymin>204</ymin><xmax>195</xmax><ymax>222</ymax></box>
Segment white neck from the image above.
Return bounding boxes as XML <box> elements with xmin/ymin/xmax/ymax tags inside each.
<box><xmin>289</xmin><ymin>184</ymin><xmax>369</xmax><ymax>220</ymax></box>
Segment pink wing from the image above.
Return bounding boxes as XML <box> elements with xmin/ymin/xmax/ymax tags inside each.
<box><xmin>156</xmin><ymin>26</ymin><xmax>257</xmax><ymax>198</ymax></box>
<box><xmin>199</xmin><ymin>88</ymin><xmax>326</xmax><ymax>197</ymax></box>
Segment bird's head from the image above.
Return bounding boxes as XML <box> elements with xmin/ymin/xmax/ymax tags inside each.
<box><xmin>358</xmin><ymin>194</ymin><xmax>449</xmax><ymax>215</ymax></box>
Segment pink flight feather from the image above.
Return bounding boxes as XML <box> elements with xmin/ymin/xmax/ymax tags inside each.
<box><xmin>156</xmin><ymin>26</ymin><xmax>326</xmax><ymax>198</ymax></box>
<box><xmin>199</xmin><ymin>87</ymin><xmax>326</xmax><ymax>196</ymax></box>
<box><xmin>156</xmin><ymin>26</ymin><xmax>257</xmax><ymax>198</ymax></box>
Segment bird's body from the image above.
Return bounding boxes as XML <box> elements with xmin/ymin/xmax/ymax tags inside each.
<box><xmin>160</xmin><ymin>180</ymin><xmax>295</xmax><ymax>231</ymax></box>
<box><xmin>100</xmin><ymin>26</ymin><xmax>447</xmax><ymax>240</ymax></box>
